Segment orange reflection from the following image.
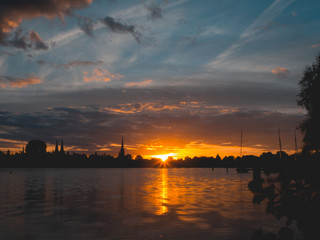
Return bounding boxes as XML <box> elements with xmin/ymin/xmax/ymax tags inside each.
<box><xmin>141</xmin><ymin>168</ymin><xmax>256</xmax><ymax>229</ymax></box>
<box><xmin>156</xmin><ymin>169</ymin><xmax>168</xmax><ymax>215</ymax></box>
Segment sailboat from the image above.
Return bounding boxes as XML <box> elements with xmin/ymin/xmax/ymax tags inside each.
<box><xmin>236</xmin><ymin>130</ymin><xmax>249</xmax><ymax>173</ymax></box>
<box><xmin>294</xmin><ymin>129</ymin><xmax>298</xmax><ymax>161</ymax></box>
<box><xmin>278</xmin><ymin>128</ymin><xmax>282</xmax><ymax>159</ymax></box>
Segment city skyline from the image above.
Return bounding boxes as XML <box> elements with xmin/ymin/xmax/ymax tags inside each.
<box><xmin>1</xmin><ymin>0</ymin><xmax>320</xmax><ymax>158</ymax></box>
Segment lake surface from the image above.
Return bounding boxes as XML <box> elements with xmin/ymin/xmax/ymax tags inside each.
<box><xmin>0</xmin><ymin>168</ymin><xmax>292</xmax><ymax>239</ymax></box>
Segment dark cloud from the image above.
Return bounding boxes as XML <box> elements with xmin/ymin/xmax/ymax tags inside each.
<box><xmin>145</xmin><ymin>3</ymin><xmax>162</xmax><ymax>19</ymax></box>
<box><xmin>37</xmin><ymin>59</ymin><xmax>104</xmax><ymax>69</ymax></box>
<box><xmin>77</xmin><ymin>16</ymin><xmax>95</xmax><ymax>37</ymax></box>
<box><xmin>0</xmin><ymin>103</ymin><xmax>303</xmax><ymax>155</ymax></box>
<box><xmin>4</xmin><ymin>29</ymin><xmax>49</xmax><ymax>50</ymax></box>
<box><xmin>0</xmin><ymin>0</ymin><xmax>92</xmax><ymax>49</ymax></box>
<box><xmin>0</xmin><ymin>83</ymin><xmax>299</xmax><ymax>114</ymax></box>
<box><xmin>100</xmin><ymin>16</ymin><xmax>142</xmax><ymax>43</ymax></box>
<box><xmin>29</xmin><ymin>31</ymin><xmax>48</xmax><ymax>50</ymax></box>
<box><xmin>0</xmin><ymin>83</ymin><xmax>301</xmax><ymax>154</ymax></box>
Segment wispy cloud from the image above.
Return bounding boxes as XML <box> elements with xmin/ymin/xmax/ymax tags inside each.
<box><xmin>77</xmin><ymin>16</ymin><xmax>95</xmax><ymax>37</ymax></box>
<box><xmin>125</xmin><ymin>79</ymin><xmax>153</xmax><ymax>87</ymax></box>
<box><xmin>104</xmin><ymin>101</ymin><xmax>202</xmax><ymax>114</ymax></box>
<box><xmin>0</xmin><ymin>51</ymin><xmax>15</xmax><ymax>56</ymax></box>
<box><xmin>208</xmin><ymin>0</ymin><xmax>295</xmax><ymax>68</ymax></box>
<box><xmin>0</xmin><ymin>75</ymin><xmax>42</xmax><ymax>88</ymax></box>
<box><xmin>37</xmin><ymin>59</ymin><xmax>104</xmax><ymax>69</ymax></box>
<box><xmin>145</xmin><ymin>3</ymin><xmax>162</xmax><ymax>20</ymax></box>
<box><xmin>272</xmin><ymin>67</ymin><xmax>289</xmax><ymax>78</ymax></box>
<box><xmin>311</xmin><ymin>44</ymin><xmax>320</xmax><ymax>48</ymax></box>
<box><xmin>0</xmin><ymin>0</ymin><xmax>92</xmax><ymax>50</ymax></box>
<box><xmin>83</xmin><ymin>68</ymin><xmax>123</xmax><ymax>82</ymax></box>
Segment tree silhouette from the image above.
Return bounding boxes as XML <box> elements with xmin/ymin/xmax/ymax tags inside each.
<box><xmin>297</xmin><ymin>54</ymin><xmax>320</xmax><ymax>153</ymax></box>
<box><xmin>25</xmin><ymin>140</ymin><xmax>47</xmax><ymax>157</ymax></box>
<box><xmin>249</xmin><ymin>165</ymin><xmax>320</xmax><ymax>239</ymax></box>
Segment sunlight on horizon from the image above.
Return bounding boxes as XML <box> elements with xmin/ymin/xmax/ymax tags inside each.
<box><xmin>152</xmin><ymin>153</ymin><xmax>176</xmax><ymax>161</ymax></box>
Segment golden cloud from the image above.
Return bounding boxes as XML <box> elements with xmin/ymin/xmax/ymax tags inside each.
<box><xmin>0</xmin><ymin>0</ymin><xmax>93</xmax><ymax>49</ymax></box>
<box><xmin>83</xmin><ymin>68</ymin><xmax>123</xmax><ymax>83</ymax></box>
<box><xmin>271</xmin><ymin>67</ymin><xmax>288</xmax><ymax>75</ymax></box>
<box><xmin>0</xmin><ymin>0</ymin><xmax>92</xmax><ymax>32</ymax></box>
<box><xmin>271</xmin><ymin>67</ymin><xmax>289</xmax><ymax>78</ymax></box>
<box><xmin>0</xmin><ymin>75</ymin><xmax>42</xmax><ymax>88</ymax></box>
<box><xmin>125</xmin><ymin>79</ymin><xmax>153</xmax><ymax>87</ymax></box>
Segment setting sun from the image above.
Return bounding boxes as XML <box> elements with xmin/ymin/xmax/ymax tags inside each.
<box><xmin>153</xmin><ymin>153</ymin><xmax>175</xmax><ymax>162</ymax></box>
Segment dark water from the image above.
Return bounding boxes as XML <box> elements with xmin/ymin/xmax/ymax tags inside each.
<box><xmin>0</xmin><ymin>168</ymin><xmax>294</xmax><ymax>239</ymax></box>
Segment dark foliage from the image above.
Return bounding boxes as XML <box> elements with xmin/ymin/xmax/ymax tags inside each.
<box><xmin>25</xmin><ymin>139</ymin><xmax>47</xmax><ymax>157</ymax></box>
<box><xmin>297</xmin><ymin>54</ymin><xmax>320</xmax><ymax>153</ymax></box>
<box><xmin>249</xmin><ymin>159</ymin><xmax>320</xmax><ymax>239</ymax></box>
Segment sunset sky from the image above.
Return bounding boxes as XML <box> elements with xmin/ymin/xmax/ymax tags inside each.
<box><xmin>0</xmin><ymin>0</ymin><xmax>319</xmax><ymax>158</ymax></box>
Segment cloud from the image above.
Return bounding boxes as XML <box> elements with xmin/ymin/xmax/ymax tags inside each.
<box><xmin>125</xmin><ymin>79</ymin><xmax>153</xmax><ymax>87</ymax></box>
<box><xmin>0</xmin><ymin>105</ymin><xmax>303</xmax><ymax>156</ymax></box>
<box><xmin>100</xmin><ymin>16</ymin><xmax>142</xmax><ymax>43</ymax></box>
<box><xmin>0</xmin><ymin>138</ymin><xmax>27</xmax><ymax>152</ymax></box>
<box><xmin>0</xmin><ymin>51</ymin><xmax>15</xmax><ymax>56</ymax></box>
<box><xmin>1</xmin><ymin>28</ymin><xmax>48</xmax><ymax>50</ymax></box>
<box><xmin>104</xmin><ymin>101</ymin><xmax>184</xmax><ymax>114</ymax></box>
<box><xmin>208</xmin><ymin>0</ymin><xmax>295</xmax><ymax>68</ymax></box>
<box><xmin>29</xmin><ymin>31</ymin><xmax>49</xmax><ymax>50</ymax></box>
<box><xmin>37</xmin><ymin>59</ymin><xmax>104</xmax><ymax>69</ymax></box>
<box><xmin>0</xmin><ymin>83</ymin><xmax>298</xmax><ymax>114</ymax></box>
<box><xmin>311</xmin><ymin>44</ymin><xmax>320</xmax><ymax>48</ymax></box>
<box><xmin>0</xmin><ymin>75</ymin><xmax>42</xmax><ymax>88</ymax></box>
<box><xmin>68</xmin><ymin>60</ymin><xmax>104</xmax><ymax>67</ymax></box>
<box><xmin>271</xmin><ymin>67</ymin><xmax>289</xmax><ymax>78</ymax></box>
<box><xmin>77</xmin><ymin>16</ymin><xmax>95</xmax><ymax>37</ymax></box>
<box><xmin>83</xmin><ymin>68</ymin><xmax>123</xmax><ymax>82</ymax></box>
<box><xmin>145</xmin><ymin>3</ymin><xmax>162</xmax><ymax>19</ymax></box>
<box><xmin>0</xmin><ymin>0</ymin><xmax>92</xmax><ymax>49</ymax></box>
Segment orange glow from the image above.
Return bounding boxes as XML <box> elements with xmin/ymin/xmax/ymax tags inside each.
<box><xmin>153</xmin><ymin>153</ymin><xmax>175</xmax><ymax>161</ymax></box>
<box><xmin>2</xmin><ymin>19</ymin><xmax>21</xmax><ymax>32</ymax></box>
<box><xmin>140</xmin><ymin>168</ymin><xmax>255</xmax><ymax>226</ymax></box>
<box><xmin>138</xmin><ymin>140</ymin><xmax>297</xmax><ymax>159</ymax></box>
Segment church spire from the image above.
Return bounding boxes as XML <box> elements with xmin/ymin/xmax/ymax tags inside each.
<box><xmin>60</xmin><ymin>140</ymin><xmax>65</xmax><ymax>154</ymax></box>
<box><xmin>55</xmin><ymin>140</ymin><xmax>59</xmax><ymax>153</ymax></box>
<box><xmin>121</xmin><ymin>136</ymin><xmax>124</xmax><ymax>149</ymax></box>
<box><xmin>118</xmin><ymin>136</ymin><xmax>125</xmax><ymax>159</ymax></box>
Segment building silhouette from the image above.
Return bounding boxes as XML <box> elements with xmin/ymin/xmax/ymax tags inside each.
<box><xmin>118</xmin><ymin>137</ymin><xmax>125</xmax><ymax>160</ymax></box>
<box><xmin>55</xmin><ymin>140</ymin><xmax>59</xmax><ymax>153</ymax></box>
<box><xmin>60</xmin><ymin>140</ymin><xmax>65</xmax><ymax>155</ymax></box>
<box><xmin>54</xmin><ymin>140</ymin><xmax>65</xmax><ymax>155</ymax></box>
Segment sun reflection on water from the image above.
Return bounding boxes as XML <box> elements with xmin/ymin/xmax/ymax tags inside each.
<box><xmin>156</xmin><ymin>169</ymin><xmax>168</xmax><ymax>215</ymax></box>
<box><xmin>0</xmin><ymin>168</ymin><xmax>280</xmax><ymax>240</ymax></box>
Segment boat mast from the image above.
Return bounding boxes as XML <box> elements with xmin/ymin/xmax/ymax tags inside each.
<box><xmin>294</xmin><ymin>128</ymin><xmax>298</xmax><ymax>161</ymax></box>
<box><xmin>278</xmin><ymin>128</ymin><xmax>282</xmax><ymax>159</ymax></box>
<box><xmin>240</xmin><ymin>130</ymin><xmax>243</xmax><ymax>157</ymax></box>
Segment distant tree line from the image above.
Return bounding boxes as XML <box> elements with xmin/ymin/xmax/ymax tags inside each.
<box><xmin>1</xmin><ymin>139</ymin><xmax>318</xmax><ymax>169</ymax></box>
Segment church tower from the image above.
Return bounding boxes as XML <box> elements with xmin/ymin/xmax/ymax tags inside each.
<box><xmin>118</xmin><ymin>137</ymin><xmax>125</xmax><ymax>159</ymax></box>
<box><xmin>60</xmin><ymin>140</ymin><xmax>65</xmax><ymax>154</ymax></box>
<box><xmin>55</xmin><ymin>140</ymin><xmax>59</xmax><ymax>153</ymax></box>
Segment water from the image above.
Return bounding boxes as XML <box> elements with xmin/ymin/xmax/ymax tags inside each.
<box><xmin>0</xmin><ymin>168</ymin><xmax>287</xmax><ymax>239</ymax></box>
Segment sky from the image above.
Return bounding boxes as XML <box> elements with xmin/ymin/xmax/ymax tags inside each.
<box><xmin>0</xmin><ymin>0</ymin><xmax>319</xmax><ymax>158</ymax></box>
